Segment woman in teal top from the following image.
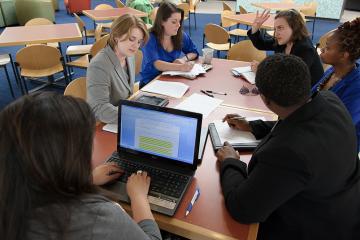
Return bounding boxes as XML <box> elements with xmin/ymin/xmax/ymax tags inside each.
<box><xmin>140</xmin><ymin>1</ymin><xmax>199</xmax><ymax>87</ymax></box>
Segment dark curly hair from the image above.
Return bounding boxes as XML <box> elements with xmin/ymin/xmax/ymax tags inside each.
<box><xmin>334</xmin><ymin>17</ymin><xmax>360</xmax><ymax>63</ymax></box>
<box><xmin>256</xmin><ymin>54</ymin><xmax>311</xmax><ymax>107</ymax></box>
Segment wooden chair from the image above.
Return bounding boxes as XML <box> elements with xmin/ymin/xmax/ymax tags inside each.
<box><xmin>73</xmin><ymin>13</ymin><xmax>106</xmax><ymax>44</ymax></box>
<box><xmin>239</xmin><ymin>5</ymin><xmax>248</xmax><ymax>14</ymax></box>
<box><xmin>115</xmin><ymin>0</ymin><xmax>125</xmax><ymax>8</ymax></box>
<box><xmin>135</xmin><ymin>50</ymin><xmax>143</xmax><ymax>75</ymax></box>
<box><xmin>189</xmin><ymin>0</ymin><xmax>200</xmax><ymax>29</ymax></box>
<box><xmin>221</xmin><ymin>10</ymin><xmax>247</xmax><ymax>42</ymax></box>
<box><xmin>203</xmin><ymin>24</ymin><xmax>231</xmax><ymax>58</ymax></box>
<box><xmin>227</xmin><ymin>40</ymin><xmax>266</xmax><ymax>62</ymax></box>
<box><xmin>64</xmin><ymin>76</ymin><xmax>86</xmax><ymax>100</ymax></box>
<box><xmin>15</xmin><ymin>45</ymin><xmax>69</xmax><ymax>94</ymax></box>
<box><xmin>24</xmin><ymin>18</ymin><xmax>59</xmax><ymax>49</ymax></box>
<box><xmin>177</xmin><ymin>3</ymin><xmax>191</xmax><ymax>35</ymax></box>
<box><xmin>301</xmin><ymin>1</ymin><xmax>318</xmax><ymax>40</ymax></box>
<box><xmin>66</xmin><ymin>34</ymin><xmax>110</xmax><ymax>69</ymax></box>
<box><xmin>94</xmin><ymin>4</ymin><xmax>114</xmax><ymax>29</ymax></box>
<box><xmin>222</xmin><ymin>2</ymin><xmax>232</xmax><ymax>11</ymax></box>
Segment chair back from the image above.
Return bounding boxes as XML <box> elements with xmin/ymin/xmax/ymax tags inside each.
<box><xmin>90</xmin><ymin>34</ymin><xmax>110</xmax><ymax>57</ymax></box>
<box><xmin>16</xmin><ymin>45</ymin><xmax>62</xmax><ymax>70</ymax></box>
<box><xmin>64</xmin><ymin>77</ymin><xmax>87</xmax><ymax>100</ymax></box>
<box><xmin>204</xmin><ymin>24</ymin><xmax>229</xmax><ymax>44</ymax></box>
<box><xmin>25</xmin><ymin>17</ymin><xmax>53</xmax><ymax>26</ymax></box>
<box><xmin>227</xmin><ymin>40</ymin><xmax>266</xmax><ymax>62</ymax></box>
<box><xmin>301</xmin><ymin>1</ymin><xmax>318</xmax><ymax>17</ymax></box>
<box><xmin>221</xmin><ymin>10</ymin><xmax>236</xmax><ymax>28</ymax></box>
<box><xmin>239</xmin><ymin>5</ymin><xmax>248</xmax><ymax>14</ymax></box>
<box><xmin>115</xmin><ymin>0</ymin><xmax>125</xmax><ymax>8</ymax></box>
<box><xmin>149</xmin><ymin>7</ymin><xmax>158</xmax><ymax>23</ymax></box>
<box><xmin>135</xmin><ymin>50</ymin><xmax>143</xmax><ymax>75</ymax></box>
<box><xmin>222</xmin><ymin>2</ymin><xmax>232</xmax><ymax>11</ymax></box>
<box><xmin>190</xmin><ymin>0</ymin><xmax>200</xmax><ymax>12</ymax></box>
<box><xmin>73</xmin><ymin>13</ymin><xmax>85</xmax><ymax>33</ymax></box>
<box><xmin>94</xmin><ymin>4</ymin><xmax>114</xmax><ymax>10</ymax></box>
<box><xmin>177</xmin><ymin>3</ymin><xmax>190</xmax><ymax>18</ymax></box>
<box><xmin>94</xmin><ymin>24</ymin><xmax>104</xmax><ymax>42</ymax></box>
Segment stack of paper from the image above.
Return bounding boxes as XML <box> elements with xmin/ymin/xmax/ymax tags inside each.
<box><xmin>231</xmin><ymin>66</ymin><xmax>256</xmax><ymax>84</ymax></box>
<box><xmin>175</xmin><ymin>93</ymin><xmax>223</xmax><ymax>118</ymax></box>
<box><xmin>141</xmin><ymin>80</ymin><xmax>189</xmax><ymax>98</ymax></box>
<box><xmin>162</xmin><ymin>64</ymin><xmax>206</xmax><ymax>79</ymax></box>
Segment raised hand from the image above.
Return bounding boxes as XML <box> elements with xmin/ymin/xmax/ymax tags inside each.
<box><xmin>252</xmin><ymin>9</ymin><xmax>271</xmax><ymax>34</ymax></box>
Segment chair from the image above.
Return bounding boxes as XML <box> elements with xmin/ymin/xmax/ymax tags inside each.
<box><xmin>0</xmin><ymin>54</ymin><xmax>17</xmax><ymax>98</ymax></box>
<box><xmin>203</xmin><ymin>24</ymin><xmax>231</xmax><ymax>58</ymax></box>
<box><xmin>94</xmin><ymin>4</ymin><xmax>114</xmax><ymax>29</ymax></box>
<box><xmin>115</xmin><ymin>0</ymin><xmax>125</xmax><ymax>8</ymax></box>
<box><xmin>64</xmin><ymin>0</ymin><xmax>91</xmax><ymax>14</ymax></box>
<box><xmin>222</xmin><ymin>2</ymin><xmax>232</xmax><ymax>11</ymax></box>
<box><xmin>301</xmin><ymin>1</ymin><xmax>318</xmax><ymax>40</ymax></box>
<box><xmin>15</xmin><ymin>0</ymin><xmax>55</xmax><ymax>25</ymax></box>
<box><xmin>24</xmin><ymin>18</ymin><xmax>59</xmax><ymax>49</ymax></box>
<box><xmin>135</xmin><ymin>50</ymin><xmax>143</xmax><ymax>75</ymax></box>
<box><xmin>64</xmin><ymin>76</ymin><xmax>86</xmax><ymax>100</ymax></box>
<box><xmin>66</xmin><ymin>34</ymin><xmax>110</xmax><ymax>69</ymax></box>
<box><xmin>177</xmin><ymin>3</ymin><xmax>190</xmax><ymax>35</ymax></box>
<box><xmin>15</xmin><ymin>45</ymin><xmax>69</xmax><ymax>94</ymax></box>
<box><xmin>221</xmin><ymin>10</ymin><xmax>247</xmax><ymax>42</ymax></box>
<box><xmin>239</xmin><ymin>5</ymin><xmax>248</xmax><ymax>14</ymax></box>
<box><xmin>227</xmin><ymin>40</ymin><xmax>266</xmax><ymax>62</ymax></box>
<box><xmin>189</xmin><ymin>0</ymin><xmax>200</xmax><ymax>29</ymax></box>
<box><xmin>73</xmin><ymin>13</ymin><xmax>107</xmax><ymax>44</ymax></box>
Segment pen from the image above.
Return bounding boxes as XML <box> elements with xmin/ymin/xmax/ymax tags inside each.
<box><xmin>200</xmin><ymin>90</ymin><xmax>214</xmax><ymax>98</ymax></box>
<box><xmin>205</xmin><ymin>90</ymin><xmax>227</xmax><ymax>95</ymax></box>
<box><xmin>230</xmin><ymin>116</ymin><xmax>246</xmax><ymax>120</ymax></box>
<box><xmin>185</xmin><ymin>188</ymin><xmax>200</xmax><ymax>216</ymax></box>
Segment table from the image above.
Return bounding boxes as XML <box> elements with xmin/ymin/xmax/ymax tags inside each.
<box><xmin>223</xmin><ymin>12</ymin><xmax>275</xmax><ymax>30</ymax></box>
<box><xmin>82</xmin><ymin>7</ymin><xmax>148</xmax><ymax>21</ymax></box>
<box><xmin>0</xmin><ymin>23</ymin><xmax>82</xmax><ymax>47</ymax></box>
<box><xmin>251</xmin><ymin>2</ymin><xmax>311</xmax><ymax>11</ymax></box>
<box><xmin>93</xmin><ymin>105</ymin><xmax>276</xmax><ymax>240</ymax></box>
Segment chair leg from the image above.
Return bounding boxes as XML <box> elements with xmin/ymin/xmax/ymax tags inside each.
<box><xmin>311</xmin><ymin>17</ymin><xmax>316</xmax><ymax>41</ymax></box>
<box><xmin>61</xmin><ymin>57</ymin><xmax>70</xmax><ymax>84</ymax></box>
<box><xmin>202</xmin><ymin>34</ymin><xmax>205</xmax><ymax>48</ymax></box>
<box><xmin>14</xmin><ymin>62</ymin><xmax>25</xmax><ymax>95</ymax></box>
<box><xmin>188</xmin><ymin>14</ymin><xmax>191</xmax><ymax>36</ymax></box>
<box><xmin>9</xmin><ymin>54</ymin><xmax>20</xmax><ymax>88</ymax></box>
<box><xmin>21</xmin><ymin>76</ymin><xmax>29</xmax><ymax>94</ymax></box>
<box><xmin>194</xmin><ymin>12</ymin><xmax>197</xmax><ymax>29</ymax></box>
<box><xmin>3</xmin><ymin>65</ymin><xmax>15</xmax><ymax>98</ymax></box>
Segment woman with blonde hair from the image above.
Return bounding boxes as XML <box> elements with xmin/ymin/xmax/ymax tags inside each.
<box><xmin>87</xmin><ymin>14</ymin><xmax>149</xmax><ymax>123</ymax></box>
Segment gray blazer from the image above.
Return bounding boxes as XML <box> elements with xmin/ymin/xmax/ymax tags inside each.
<box><xmin>87</xmin><ymin>45</ymin><xmax>135</xmax><ymax>123</ymax></box>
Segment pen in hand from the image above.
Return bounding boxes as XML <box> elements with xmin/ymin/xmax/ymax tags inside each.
<box><xmin>185</xmin><ymin>188</ymin><xmax>200</xmax><ymax>216</ymax></box>
<box><xmin>200</xmin><ymin>90</ymin><xmax>214</xmax><ymax>98</ymax></box>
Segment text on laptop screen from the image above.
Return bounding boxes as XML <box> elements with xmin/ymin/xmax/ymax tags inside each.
<box><xmin>119</xmin><ymin>105</ymin><xmax>198</xmax><ymax>164</ymax></box>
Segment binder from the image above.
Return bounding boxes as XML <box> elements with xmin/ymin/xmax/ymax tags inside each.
<box><xmin>208</xmin><ymin>123</ymin><xmax>259</xmax><ymax>152</ymax></box>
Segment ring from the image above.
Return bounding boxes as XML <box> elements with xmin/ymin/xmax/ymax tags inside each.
<box><xmin>136</xmin><ymin>170</ymin><xmax>143</xmax><ymax>175</ymax></box>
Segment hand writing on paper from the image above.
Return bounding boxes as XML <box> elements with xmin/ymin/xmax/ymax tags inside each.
<box><xmin>92</xmin><ymin>163</ymin><xmax>124</xmax><ymax>186</ymax></box>
<box><xmin>223</xmin><ymin>114</ymin><xmax>252</xmax><ymax>131</ymax></box>
<box><xmin>216</xmin><ymin>141</ymin><xmax>240</xmax><ymax>162</ymax></box>
<box><xmin>174</xmin><ymin>58</ymin><xmax>187</xmax><ymax>64</ymax></box>
<box><xmin>252</xmin><ymin>9</ymin><xmax>271</xmax><ymax>34</ymax></box>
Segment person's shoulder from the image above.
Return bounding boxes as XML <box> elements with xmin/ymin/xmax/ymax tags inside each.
<box><xmin>294</xmin><ymin>37</ymin><xmax>315</xmax><ymax>50</ymax></box>
<box><xmin>88</xmin><ymin>47</ymin><xmax>111</xmax><ymax>68</ymax></box>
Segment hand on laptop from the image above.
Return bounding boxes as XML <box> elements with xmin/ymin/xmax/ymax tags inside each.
<box><xmin>223</xmin><ymin>114</ymin><xmax>252</xmax><ymax>132</ymax></box>
<box><xmin>92</xmin><ymin>163</ymin><xmax>124</xmax><ymax>186</ymax></box>
<box><xmin>126</xmin><ymin>171</ymin><xmax>151</xmax><ymax>200</ymax></box>
<box><xmin>216</xmin><ymin>141</ymin><xmax>240</xmax><ymax>162</ymax></box>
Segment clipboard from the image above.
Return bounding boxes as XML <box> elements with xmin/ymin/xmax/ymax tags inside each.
<box><xmin>208</xmin><ymin>123</ymin><xmax>259</xmax><ymax>151</ymax></box>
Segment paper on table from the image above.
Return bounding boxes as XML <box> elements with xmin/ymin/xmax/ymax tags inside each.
<box><xmin>141</xmin><ymin>80</ymin><xmax>189</xmax><ymax>98</ymax></box>
<box><xmin>232</xmin><ymin>66</ymin><xmax>251</xmax><ymax>74</ymax></box>
<box><xmin>103</xmin><ymin>123</ymin><xmax>118</xmax><ymax>133</ymax></box>
<box><xmin>231</xmin><ymin>66</ymin><xmax>256</xmax><ymax>84</ymax></box>
<box><xmin>162</xmin><ymin>63</ymin><xmax>206</xmax><ymax>78</ymax></box>
<box><xmin>175</xmin><ymin>93</ymin><xmax>223</xmax><ymax>118</ymax></box>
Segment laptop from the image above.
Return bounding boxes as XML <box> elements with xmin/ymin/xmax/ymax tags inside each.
<box><xmin>104</xmin><ymin>100</ymin><xmax>203</xmax><ymax>216</ymax></box>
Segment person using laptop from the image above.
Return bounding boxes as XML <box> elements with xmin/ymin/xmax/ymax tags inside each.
<box><xmin>140</xmin><ymin>1</ymin><xmax>199</xmax><ymax>88</ymax></box>
<box><xmin>217</xmin><ymin>54</ymin><xmax>360</xmax><ymax>240</ymax></box>
<box><xmin>87</xmin><ymin>14</ymin><xmax>149</xmax><ymax>124</ymax></box>
<box><xmin>0</xmin><ymin>92</ymin><xmax>162</xmax><ymax>240</ymax></box>
<box><xmin>312</xmin><ymin>17</ymin><xmax>360</xmax><ymax>151</ymax></box>
<box><xmin>247</xmin><ymin>9</ymin><xmax>323</xmax><ymax>86</ymax></box>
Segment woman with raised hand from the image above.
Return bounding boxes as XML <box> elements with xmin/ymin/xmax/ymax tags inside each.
<box><xmin>87</xmin><ymin>14</ymin><xmax>149</xmax><ymax>124</ymax></box>
<box><xmin>140</xmin><ymin>1</ymin><xmax>199</xmax><ymax>88</ymax></box>
<box><xmin>248</xmin><ymin>9</ymin><xmax>323</xmax><ymax>86</ymax></box>
<box><xmin>0</xmin><ymin>92</ymin><xmax>161</xmax><ymax>240</ymax></box>
<box><xmin>312</xmin><ymin>17</ymin><xmax>360</xmax><ymax>151</ymax></box>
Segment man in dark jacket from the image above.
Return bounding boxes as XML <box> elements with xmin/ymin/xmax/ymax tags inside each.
<box><xmin>217</xmin><ymin>54</ymin><xmax>360</xmax><ymax>240</ymax></box>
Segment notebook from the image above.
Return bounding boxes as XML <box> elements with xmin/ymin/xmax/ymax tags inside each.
<box><xmin>231</xmin><ymin>66</ymin><xmax>256</xmax><ymax>84</ymax></box>
<box><xmin>103</xmin><ymin>100</ymin><xmax>202</xmax><ymax>216</ymax></box>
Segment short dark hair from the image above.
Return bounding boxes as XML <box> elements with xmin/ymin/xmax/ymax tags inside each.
<box><xmin>255</xmin><ymin>54</ymin><xmax>311</xmax><ymax>107</ymax></box>
<box><xmin>0</xmin><ymin>92</ymin><xmax>96</xmax><ymax>240</ymax></box>
<box><xmin>151</xmin><ymin>1</ymin><xmax>184</xmax><ymax>50</ymax></box>
<box><xmin>275</xmin><ymin>9</ymin><xmax>309</xmax><ymax>42</ymax></box>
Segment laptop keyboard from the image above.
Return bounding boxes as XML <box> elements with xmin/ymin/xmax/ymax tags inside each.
<box><xmin>107</xmin><ymin>155</ymin><xmax>190</xmax><ymax>199</ymax></box>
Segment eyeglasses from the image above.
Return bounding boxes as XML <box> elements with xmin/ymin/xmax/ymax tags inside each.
<box><xmin>239</xmin><ymin>85</ymin><xmax>259</xmax><ymax>96</ymax></box>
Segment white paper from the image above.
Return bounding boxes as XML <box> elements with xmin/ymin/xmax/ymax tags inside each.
<box><xmin>141</xmin><ymin>80</ymin><xmax>189</xmax><ymax>98</ymax></box>
<box><xmin>102</xmin><ymin>123</ymin><xmax>118</xmax><ymax>133</ymax></box>
<box><xmin>162</xmin><ymin>64</ymin><xmax>206</xmax><ymax>79</ymax></box>
<box><xmin>231</xmin><ymin>66</ymin><xmax>256</xmax><ymax>84</ymax></box>
<box><xmin>213</xmin><ymin>120</ymin><xmax>261</xmax><ymax>144</ymax></box>
<box><xmin>175</xmin><ymin>93</ymin><xmax>223</xmax><ymax>118</ymax></box>
<box><xmin>232</xmin><ymin>66</ymin><xmax>252</xmax><ymax>74</ymax></box>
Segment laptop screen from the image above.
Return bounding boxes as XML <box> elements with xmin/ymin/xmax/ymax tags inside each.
<box><xmin>119</xmin><ymin>104</ymin><xmax>199</xmax><ymax>165</ymax></box>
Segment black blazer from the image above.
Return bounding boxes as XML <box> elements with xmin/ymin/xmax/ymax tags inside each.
<box><xmin>220</xmin><ymin>91</ymin><xmax>360</xmax><ymax>240</ymax></box>
<box><xmin>247</xmin><ymin>29</ymin><xmax>324</xmax><ymax>86</ymax></box>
